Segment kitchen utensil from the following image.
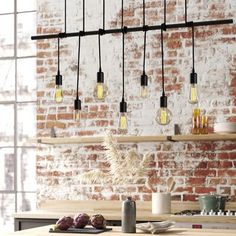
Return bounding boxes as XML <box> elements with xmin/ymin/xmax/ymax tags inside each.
<box><xmin>167</xmin><ymin>177</ymin><xmax>175</xmax><ymax>192</ymax></box>
<box><xmin>198</xmin><ymin>193</ymin><xmax>228</xmax><ymax>212</ymax></box>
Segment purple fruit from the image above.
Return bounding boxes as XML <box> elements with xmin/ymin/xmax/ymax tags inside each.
<box><xmin>74</xmin><ymin>213</ymin><xmax>90</xmax><ymax>228</ymax></box>
<box><xmin>56</xmin><ymin>216</ymin><xmax>74</xmax><ymax>230</ymax></box>
<box><xmin>90</xmin><ymin>214</ymin><xmax>106</xmax><ymax>229</ymax></box>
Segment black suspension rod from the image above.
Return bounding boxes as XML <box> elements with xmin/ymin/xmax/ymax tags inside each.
<box><xmin>83</xmin><ymin>0</ymin><xmax>85</xmax><ymax>31</ymax></box>
<box><xmin>185</xmin><ymin>0</ymin><xmax>187</xmax><ymax>23</ymax></box>
<box><xmin>103</xmin><ymin>0</ymin><xmax>105</xmax><ymax>30</ymax></box>
<box><xmin>164</xmin><ymin>0</ymin><xmax>166</xmax><ymax>24</ymax></box>
<box><xmin>65</xmin><ymin>0</ymin><xmax>67</xmax><ymax>33</ymax></box>
<box><xmin>31</xmin><ymin>19</ymin><xmax>233</xmax><ymax>40</ymax></box>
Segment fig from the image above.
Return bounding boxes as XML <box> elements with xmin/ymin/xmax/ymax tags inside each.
<box><xmin>74</xmin><ymin>213</ymin><xmax>90</xmax><ymax>228</ymax></box>
<box><xmin>56</xmin><ymin>216</ymin><xmax>74</xmax><ymax>230</ymax></box>
<box><xmin>90</xmin><ymin>214</ymin><xmax>106</xmax><ymax>229</ymax></box>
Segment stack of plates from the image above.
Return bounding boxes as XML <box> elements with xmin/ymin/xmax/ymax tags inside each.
<box><xmin>214</xmin><ymin>122</ymin><xmax>236</xmax><ymax>134</ymax></box>
<box><xmin>136</xmin><ymin>220</ymin><xmax>175</xmax><ymax>234</ymax></box>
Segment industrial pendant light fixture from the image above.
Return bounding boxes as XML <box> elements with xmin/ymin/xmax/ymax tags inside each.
<box><xmin>156</xmin><ymin>24</ymin><xmax>172</xmax><ymax>125</ymax></box>
<box><xmin>140</xmin><ymin>0</ymin><xmax>148</xmax><ymax>98</ymax></box>
<box><xmin>119</xmin><ymin>31</ymin><xmax>128</xmax><ymax>132</ymax></box>
<box><xmin>74</xmin><ymin>36</ymin><xmax>82</xmax><ymax>122</ymax></box>
<box><xmin>54</xmin><ymin>37</ymin><xmax>63</xmax><ymax>103</ymax></box>
<box><xmin>119</xmin><ymin>0</ymin><xmax>128</xmax><ymax>133</ymax></box>
<box><xmin>94</xmin><ymin>33</ymin><xmax>107</xmax><ymax>101</ymax></box>
<box><xmin>188</xmin><ymin>24</ymin><xmax>198</xmax><ymax>104</ymax></box>
<box><xmin>94</xmin><ymin>0</ymin><xmax>107</xmax><ymax>101</ymax></box>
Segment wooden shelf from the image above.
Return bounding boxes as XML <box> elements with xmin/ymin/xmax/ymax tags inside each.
<box><xmin>34</xmin><ymin>133</ymin><xmax>236</xmax><ymax>145</ymax></box>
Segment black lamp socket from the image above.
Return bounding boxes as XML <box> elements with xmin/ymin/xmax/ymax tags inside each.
<box><xmin>190</xmin><ymin>71</ymin><xmax>197</xmax><ymax>84</ymax></box>
<box><xmin>160</xmin><ymin>94</ymin><xmax>167</xmax><ymax>108</ymax></box>
<box><xmin>97</xmin><ymin>71</ymin><xmax>104</xmax><ymax>83</ymax></box>
<box><xmin>141</xmin><ymin>74</ymin><xmax>148</xmax><ymax>86</ymax></box>
<box><xmin>74</xmin><ymin>98</ymin><xmax>81</xmax><ymax>110</ymax></box>
<box><xmin>120</xmin><ymin>100</ymin><xmax>127</xmax><ymax>113</ymax></box>
<box><xmin>56</xmin><ymin>73</ymin><xmax>62</xmax><ymax>86</ymax></box>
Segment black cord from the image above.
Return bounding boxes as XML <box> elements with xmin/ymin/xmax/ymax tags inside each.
<box><xmin>98</xmin><ymin>34</ymin><xmax>101</xmax><ymax>70</ymax></box>
<box><xmin>161</xmin><ymin>27</ymin><xmax>165</xmax><ymax>95</ymax></box>
<box><xmin>121</xmin><ymin>0</ymin><xmax>123</xmax><ymax>28</ymax></box>
<box><xmin>185</xmin><ymin>0</ymin><xmax>187</xmax><ymax>23</ymax></box>
<box><xmin>64</xmin><ymin>0</ymin><xmax>67</xmax><ymax>33</ymax></box>
<box><xmin>192</xmin><ymin>24</ymin><xmax>195</xmax><ymax>71</ymax></box>
<box><xmin>76</xmin><ymin>36</ymin><xmax>81</xmax><ymax>99</ymax></box>
<box><xmin>164</xmin><ymin>0</ymin><xmax>166</xmax><ymax>24</ymax></box>
<box><xmin>143</xmin><ymin>30</ymin><xmax>147</xmax><ymax>73</ymax></box>
<box><xmin>57</xmin><ymin>37</ymin><xmax>60</xmax><ymax>73</ymax></box>
<box><xmin>122</xmin><ymin>32</ymin><xmax>125</xmax><ymax>99</ymax></box>
<box><xmin>103</xmin><ymin>0</ymin><xmax>105</xmax><ymax>30</ymax></box>
<box><xmin>83</xmin><ymin>0</ymin><xmax>85</xmax><ymax>31</ymax></box>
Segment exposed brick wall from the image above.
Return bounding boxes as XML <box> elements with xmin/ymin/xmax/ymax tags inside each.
<box><xmin>36</xmin><ymin>0</ymin><xmax>236</xmax><ymax>202</ymax></box>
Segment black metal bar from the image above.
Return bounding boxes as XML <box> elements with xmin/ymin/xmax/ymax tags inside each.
<box><xmin>31</xmin><ymin>19</ymin><xmax>233</xmax><ymax>40</ymax></box>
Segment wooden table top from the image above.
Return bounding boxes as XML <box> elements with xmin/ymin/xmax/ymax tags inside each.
<box><xmin>4</xmin><ymin>226</ymin><xmax>236</xmax><ymax>236</ymax></box>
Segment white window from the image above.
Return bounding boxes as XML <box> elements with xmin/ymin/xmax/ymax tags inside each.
<box><xmin>0</xmin><ymin>0</ymin><xmax>37</xmax><ymax>232</ymax></box>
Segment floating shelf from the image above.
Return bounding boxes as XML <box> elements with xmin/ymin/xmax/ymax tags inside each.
<box><xmin>34</xmin><ymin>133</ymin><xmax>236</xmax><ymax>145</ymax></box>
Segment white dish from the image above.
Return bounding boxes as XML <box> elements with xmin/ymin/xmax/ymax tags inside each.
<box><xmin>214</xmin><ymin>122</ymin><xmax>236</xmax><ymax>133</ymax></box>
<box><xmin>136</xmin><ymin>221</ymin><xmax>175</xmax><ymax>234</ymax></box>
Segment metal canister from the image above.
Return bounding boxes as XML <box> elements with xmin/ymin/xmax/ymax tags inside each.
<box><xmin>122</xmin><ymin>197</ymin><xmax>136</xmax><ymax>233</ymax></box>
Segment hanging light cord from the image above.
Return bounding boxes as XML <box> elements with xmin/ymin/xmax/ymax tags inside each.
<box><xmin>121</xmin><ymin>0</ymin><xmax>125</xmax><ymax>100</ymax></box>
<box><xmin>192</xmin><ymin>24</ymin><xmax>195</xmax><ymax>71</ymax></box>
<box><xmin>57</xmin><ymin>37</ymin><xmax>60</xmax><ymax>73</ymax></box>
<box><xmin>143</xmin><ymin>0</ymin><xmax>147</xmax><ymax>74</ymax></box>
<box><xmin>98</xmin><ymin>34</ymin><xmax>102</xmax><ymax>71</ymax></box>
<box><xmin>161</xmin><ymin>26</ymin><xmax>165</xmax><ymax>95</ymax></box>
<box><xmin>76</xmin><ymin>36</ymin><xmax>81</xmax><ymax>99</ymax></box>
<box><xmin>122</xmin><ymin>31</ymin><xmax>125</xmax><ymax>100</ymax></box>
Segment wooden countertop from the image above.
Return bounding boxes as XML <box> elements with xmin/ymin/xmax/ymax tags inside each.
<box><xmin>13</xmin><ymin>200</ymin><xmax>236</xmax><ymax>224</ymax></box>
<box><xmin>4</xmin><ymin>225</ymin><xmax>236</xmax><ymax>236</ymax></box>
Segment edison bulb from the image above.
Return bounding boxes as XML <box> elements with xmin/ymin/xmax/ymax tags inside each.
<box><xmin>119</xmin><ymin>112</ymin><xmax>128</xmax><ymax>132</ymax></box>
<box><xmin>94</xmin><ymin>82</ymin><xmax>108</xmax><ymax>101</ymax></box>
<box><xmin>156</xmin><ymin>107</ymin><xmax>172</xmax><ymax>125</ymax></box>
<box><xmin>188</xmin><ymin>83</ymin><xmax>198</xmax><ymax>104</ymax></box>
<box><xmin>140</xmin><ymin>85</ymin><xmax>148</xmax><ymax>98</ymax></box>
<box><xmin>54</xmin><ymin>85</ymin><xmax>63</xmax><ymax>103</ymax></box>
<box><xmin>74</xmin><ymin>109</ymin><xmax>81</xmax><ymax>122</ymax></box>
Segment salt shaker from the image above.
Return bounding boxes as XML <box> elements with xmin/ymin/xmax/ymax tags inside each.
<box><xmin>122</xmin><ymin>197</ymin><xmax>136</xmax><ymax>233</ymax></box>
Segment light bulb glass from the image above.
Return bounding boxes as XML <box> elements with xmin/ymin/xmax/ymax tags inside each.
<box><xmin>140</xmin><ymin>85</ymin><xmax>148</xmax><ymax>98</ymax></box>
<box><xmin>54</xmin><ymin>85</ymin><xmax>63</xmax><ymax>103</ymax></box>
<box><xmin>188</xmin><ymin>83</ymin><xmax>198</xmax><ymax>104</ymax></box>
<box><xmin>74</xmin><ymin>109</ymin><xmax>81</xmax><ymax>122</ymax></box>
<box><xmin>119</xmin><ymin>112</ymin><xmax>128</xmax><ymax>132</ymax></box>
<box><xmin>156</xmin><ymin>107</ymin><xmax>172</xmax><ymax>125</ymax></box>
<box><xmin>94</xmin><ymin>82</ymin><xmax>108</xmax><ymax>101</ymax></box>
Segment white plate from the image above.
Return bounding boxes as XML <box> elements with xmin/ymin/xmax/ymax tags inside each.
<box><xmin>136</xmin><ymin>221</ymin><xmax>175</xmax><ymax>234</ymax></box>
<box><xmin>214</xmin><ymin>122</ymin><xmax>236</xmax><ymax>133</ymax></box>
